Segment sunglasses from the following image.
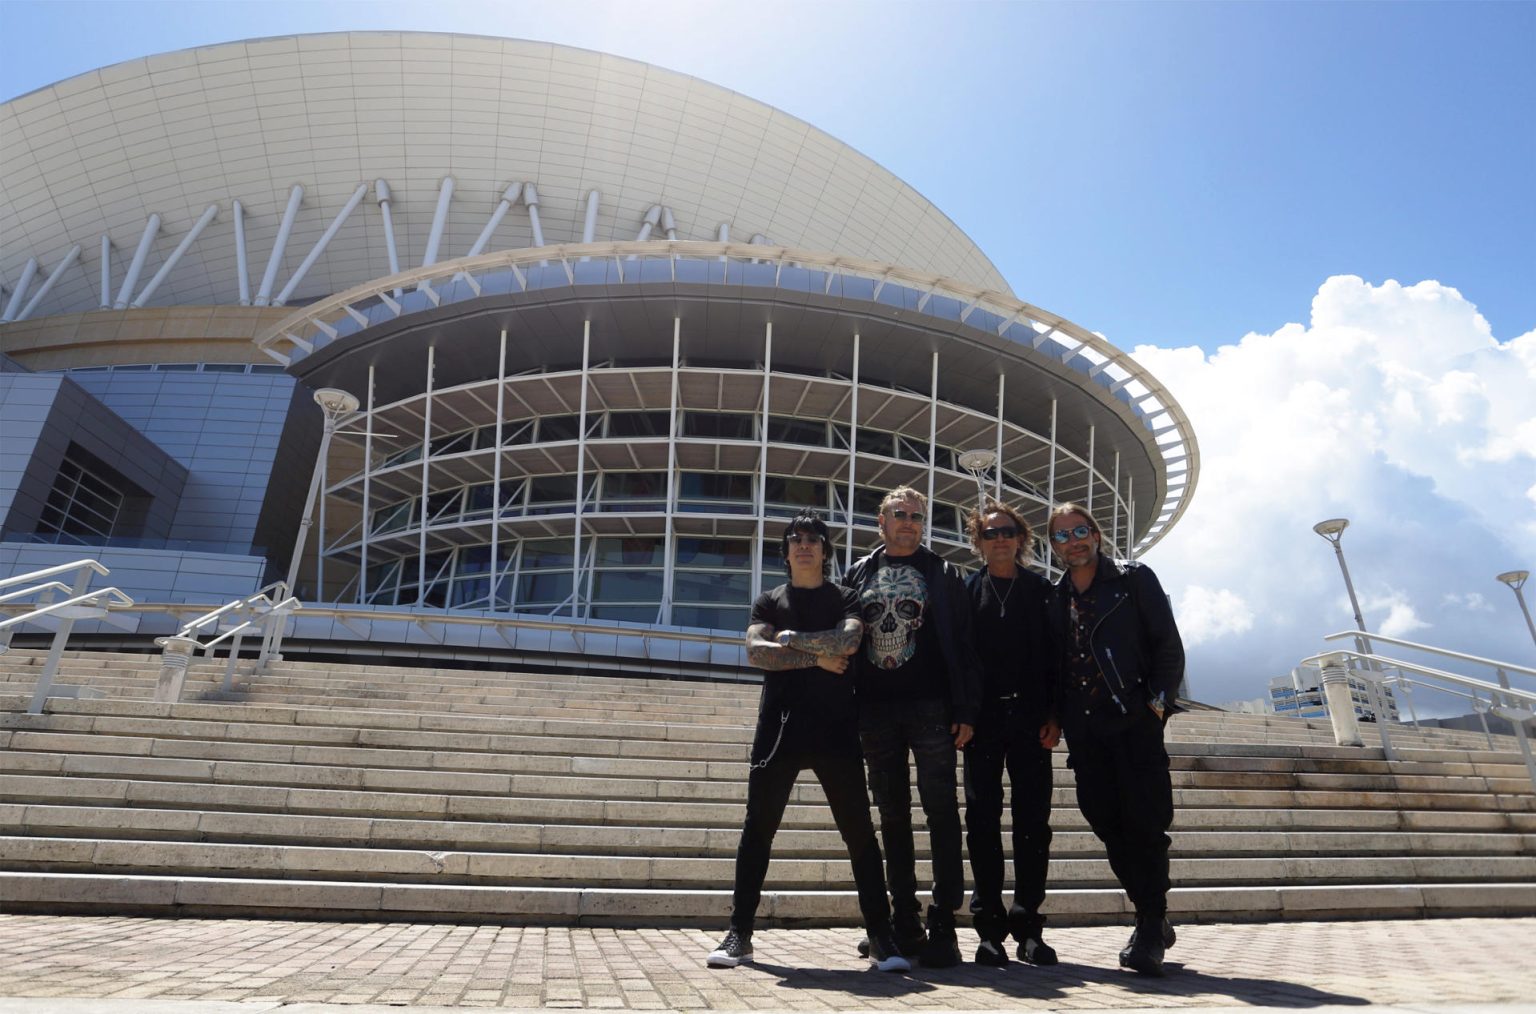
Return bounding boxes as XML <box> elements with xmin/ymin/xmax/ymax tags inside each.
<box><xmin>1049</xmin><ymin>524</ymin><xmax>1095</xmax><ymax>544</ymax></box>
<box><xmin>886</xmin><ymin>509</ymin><xmax>925</xmax><ymax>523</ymax></box>
<box><xmin>787</xmin><ymin>533</ymin><xmax>822</xmax><ymax>546</ymax></box>
<box><xmin>980</xmin><ymin>526</ymin><xmax>1019</xmax><ymax>541</ymax></box>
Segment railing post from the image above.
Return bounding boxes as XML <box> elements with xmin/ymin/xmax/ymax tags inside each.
<box><xmin>1495</xmin><ymin>666</ymin><xmax>1536</xmax><ymax>793</ymax></box>
<box><xmin>221</xmin><ymin>628</ymin><xmax>247</xmax><ymax>693</ymax></box>
<box><xmin>27</xmin><ymin>568</ymin><xmax>92</xmax><ymax>714</ymax></box>
<box><xmin>1319</xmin><ymin>652</ymin><xmax>1363</xmax><ymax>747</ymax></box>
<box><xmin>153</xmin><ymin>636</ymin><xmax>199</xmax><ymax>704</ymax></box>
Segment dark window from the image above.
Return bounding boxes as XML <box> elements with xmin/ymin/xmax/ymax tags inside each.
<box><xmin>683</xmin><ymin>411</ymin><xmax>754</xmax><ymax>440</ymax></box>
<box><xmin>679</xmin><ymin>472</ymin><xmax>752</xmax><ymax>503</ymax></box>
<box><xmin>675</xmin><ymin>537</ymin><xmax>750</xmax><ymax>569</ymax></box>
<box><xmin>855</xmin><ymin>428</ymin><xmax>893</xmax><ymax>456</ymax></box>
<box><xmin>538</xmin><ymin>415</ymin><xmax>581</xmax><ymax>442</ymax></box>
<box><xmin>607</xmin><ymin>411</ymin><xmax>671</xmax><ymax>438</ymax></box>
<box><xmin>767</xmin><ymin>416</ymin><xmax>827</xmax><ymax>447</ymax></box>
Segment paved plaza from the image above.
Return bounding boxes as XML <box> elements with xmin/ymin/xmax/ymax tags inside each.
<box><xmin>1</xmin><ymin>915</ymin><xmax>1533</xmax><ymax>1013</ymax></box>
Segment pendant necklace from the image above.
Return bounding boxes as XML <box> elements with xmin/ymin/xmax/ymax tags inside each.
<box><xmin>987</xmin><ymin>573</ymin><xmax>1015</xmax><ymax>618</ymax></box>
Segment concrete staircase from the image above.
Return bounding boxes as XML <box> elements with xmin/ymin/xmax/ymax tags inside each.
<box><xmin>2</xmin><ymin>650</ymin><xmax>1533</xmax><ymax>926</ymax></box>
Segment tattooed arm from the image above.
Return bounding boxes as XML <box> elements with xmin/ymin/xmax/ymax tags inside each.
<box><xmin>746</xmin><ymin>622</ymin><xmax>821</xmax><ymax>671</ymax></box>
<box><xmin>773</xmin><ymin>618</ymin><xmax>864</xmax><ymax>657</ymax></box>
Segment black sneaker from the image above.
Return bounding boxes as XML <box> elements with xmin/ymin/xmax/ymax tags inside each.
<box><xmin>1118</xmin><ymin>917</ymin><xmax>1166</xmax><ymax>976</ymax></box>
<box><xmin>706</xmin><ymin>927</ymin><xmax>753</xmax><ymax>968</ymax></box>
<box><xmin>974</xmin><ymin>939</ymin><xmax>1010</xmax><ymax>966</ymax></box>
<box><xmin>866</xmin><ymin>927</ymin><xmax>912</xmax><ymax>973</ymax></box>
<box><xmin>1117</xmin><ymin>918</ymin><xmax>1175</xmax><ymax>965</ymax></box>
<box><xmin>1017</xmin><ymin>935</ymin><xmax>1058</xmax><ymax>966</ymax></box>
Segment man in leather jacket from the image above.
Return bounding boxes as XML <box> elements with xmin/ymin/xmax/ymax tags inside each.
<box><xmin>845</xmin><ymin>486</ymin><xmax>983</xmax><ymax>966</ymax></box>
<box><xmin>1046</xmin><ymin>502</ymin><xmax>1184</xmax><ymax>976</ymax></box>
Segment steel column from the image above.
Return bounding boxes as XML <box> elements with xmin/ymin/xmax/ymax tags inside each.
<box><xmin>132</xmin><ymin>203</ymin><xmax>219</xmax><ymax>308</ymax></box>
<box><xmin>15</xmin><ymin>245</ymin><xmax>81</xmax><ymax>322</ymax></box>
<box><xmin>233</xmin><ymin>199</ymin><xmax>251</xmax><ymax>305</ymax></box>
<box><xmin>255</xmin><ymin>185</ymin><xmax>304</xmax><ymax>306</ymax></box>
<box><xmin>275</xmin><ymin>183</ymin><xmax>367</xmax><ymax>306</ymax></box>
<box><xmin>113</xmin><ymin>214</ymin><xmax>160</xmax><ymax>309</ymax></box>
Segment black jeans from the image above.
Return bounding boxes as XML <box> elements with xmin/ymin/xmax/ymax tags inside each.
<box><xmin>859</xmin><ymin>697</ymin><xmax>965</xmax><ymax>916</ymax></box>
<box><xmin>1065</xmin><ymin>708</ymin><xmax>1173</xmax><ymax>919</ymax></box>
<box><xmin>963</xmin><ymin>701</ymin><xmax>1054</xmax><ymax>931</ymax></box>
<box><xmin>730</xmin><ymin>744</ymin><xmax>892</xmax><ymax>934</ymax></box>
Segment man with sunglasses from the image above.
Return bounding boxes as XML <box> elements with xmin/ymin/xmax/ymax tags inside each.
<box><xmin>962</xmin><ymin>501</ymin><xmax>1060</xmax><ymax>967</ymax></box>
<box><xmin>844</xmin><ymin>486</ymin><xmax>982</xmax><ymax>967</ymax></box>
<box><xmin>1046</xmin><ymin>503</ymin><xmax>1185</xmax><ymax>977</ymax></box>
<box><xmin>707</xmin><ymin>511</ymin><xmax>910</xmax><ymax>972</ymax></box>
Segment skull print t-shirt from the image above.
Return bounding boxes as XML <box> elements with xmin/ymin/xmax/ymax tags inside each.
<box><xmin>857</xmin><ymin>558</ymin><xmax>944</xmax><ymax>703</ymax></box>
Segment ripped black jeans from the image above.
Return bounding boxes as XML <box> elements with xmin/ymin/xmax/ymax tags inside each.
<box><xmin>858</xmin><ymin>697</ymin><xmax>965</xmax><ymax>917</ymax></box>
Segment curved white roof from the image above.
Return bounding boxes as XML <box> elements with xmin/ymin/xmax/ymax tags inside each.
<box><xmin>0</xmin><ymin>32</ymin><xmax>1009</xmax><ymax>320</ymax></box>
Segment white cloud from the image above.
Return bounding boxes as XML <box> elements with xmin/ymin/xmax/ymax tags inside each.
<box><xmin>1133</xmin><ymin>276</ymin><xmax>1536</xmax><ymax>708</ymax></box>
<box><xmin>1175</xmin><ymin>585</ymin><xmax>1255</xmax><ymax>648</ymax></box>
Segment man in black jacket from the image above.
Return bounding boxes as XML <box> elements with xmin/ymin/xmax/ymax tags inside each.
<box><xmin>1046</xmin><ymin>502</ymin><xmax>1185</xmax><ymax>976</ymax></box>
<box><xmin>845</xmin><ymin>486</ymin><xmax>983</xmax><ymax>967</ymax></box>
<box><xmin>963</xmin><ymin>500</ymin><xmax>1060</xmax><ymax>967</ymax></box>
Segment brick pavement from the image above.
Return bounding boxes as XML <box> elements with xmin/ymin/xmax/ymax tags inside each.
<box><xmin>0</xmin><ymin>915</ymin><xmax>1533</xmax><ymax>1011</ymax></box>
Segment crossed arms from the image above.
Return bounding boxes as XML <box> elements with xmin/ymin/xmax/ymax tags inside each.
<box><xmin>746</xmin><ymin>619</ymin><xmax>863</xmax><ymax>673</ymax></box>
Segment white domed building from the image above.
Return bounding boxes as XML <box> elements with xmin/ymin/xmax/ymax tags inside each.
<box><xmin>0</xmin><ymin>33</ymin><xmax>1197</xmax><ymax>673</ymax></box>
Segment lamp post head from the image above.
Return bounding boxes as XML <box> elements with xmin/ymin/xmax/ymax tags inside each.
<box><xmin>1313</xmin><ymin>518</ymin><xmax>1350</xmax><ymax>539</ymax></box>
<box><xmin>313</xmin><ymin>388</ymin><xmax>360</xmax><ymax>415</ymax></box>
<box><xmin>958</xmin><ymin>449</ymin><xmax>997</xmax><ymax>473</ymax></box>
<box><xmin>1497</xmin><ymin>570</ymin><xmax>1529</xmax><ymax>591</ymax></box>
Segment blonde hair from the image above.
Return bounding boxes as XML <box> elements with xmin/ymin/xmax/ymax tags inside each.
<box><xmin>879</xmin><ymin>486</ymin><xmax>928</xmax><ymax>514</ymax></box>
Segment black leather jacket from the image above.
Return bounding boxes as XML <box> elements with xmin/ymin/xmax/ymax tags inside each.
<box><xmin>845</xmin><ymin>544</ymin><xmax>983</xmax><ymax>727</ymax></box>
<box><xmin>1049</xmin><ymin>554</ymin><xmax>1185</xmax><ymax>720</ymax></box>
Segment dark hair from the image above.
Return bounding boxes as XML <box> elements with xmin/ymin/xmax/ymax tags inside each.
<box><xmin>1047</xmin><ymin>502</ymin><xmax>1105</xmax><ymax>544</ymax></box>
<box><xmin>782</xmin><ymin>510</ymin><xmax>834</xmax><ymax>577</ymax></box>
<box><xmin>965</xmin><ymin>498</ymin><xmax>1035</xmax><ymax>564</ymax></box>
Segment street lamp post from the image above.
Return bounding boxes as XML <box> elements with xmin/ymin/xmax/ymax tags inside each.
<box><xmin>286</xmin><ymin>388</ymin><xmax>361</xmax><ymax>598</ymax></box>
<box><xmin>1312</xmin><ymin>518</ymin><xmax>1394</xmax><ymax>755</ymax></box>
<box><xmin>1496</xmin><ymin>570</ymin><xmax>1536</xmax><ymax>650</ymax></box>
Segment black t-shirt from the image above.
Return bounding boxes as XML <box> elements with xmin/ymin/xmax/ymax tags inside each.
<box><xmin>969</xmin><ymin>568</ymin><xmax>1056</xmax><ymax>727</ymax></box>
<box><xmin>749</xmin><ymin>581</ymin><xmax>862</xmax><ymax>754</ymax></box>
<box><xmin>855</xmin><ymin>556</ymin><xmax>945</xmax><ymax>705</ymax></box>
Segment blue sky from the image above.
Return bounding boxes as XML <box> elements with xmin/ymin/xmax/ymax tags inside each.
<box><xmin>3</xmin><ymin>0</ymin><xmax>1534</xmax><ymax>707</ymax></box>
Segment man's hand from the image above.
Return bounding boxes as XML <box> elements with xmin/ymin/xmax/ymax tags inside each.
<box><xmin>815</xmin><ymin>654</ymin><xmax>849</xmax><ymax>674</ymax></box>
<box><xmin>1038</xmin><ymin>718</ymin><xmax>1061</xmax><ymax>750</ymax></box>
<box><xmin>951</xmin><ymin>722</ymin><xmax>974</xmax><ymax>748</ymax></box>
<box><xmin>776</xmin><ymin>629</ymin><xmax>796</xmax><ymax>647</ymax></box>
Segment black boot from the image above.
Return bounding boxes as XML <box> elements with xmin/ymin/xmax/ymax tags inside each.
<box><xmin>1119</xmin><ymin>915</ymin><xmax>1168</xmax><ymax>976</ymax></box>
<box><xmin>1117</xmin><ymin>917</ymin><xmax>1175</xmax><ymax>965</ymax></box>
<box><xmin>919</xmin><ymin>905</ymin><xmax>962</xmax><ymax>968</ymax></box>
<box><xmin>972</xmin><ymin>907</ymin><xmax>1010</xmax><ymax>967</ymax></box>
<box><xmin>893</xmin><ymin>907</ymin><xmax>928</xmax><ymax>956</ymax></box>
<box><xmin>1009</xmin><ymin>904</ymin><xmax>1057</xmax><ymax>965</ymax></box>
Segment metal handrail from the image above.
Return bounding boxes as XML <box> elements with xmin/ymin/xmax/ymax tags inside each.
<box><xmin>1321</xmin><ymin>629</ymin><xmax>1536</xmax><ymax>679</ymax></box>
<box><xmin>155</xmin><ymin>582</ymin><xmax>304</xmax><ymax>699</ymax></box>
<box><xmin>1299</xmin><ymin>646</ymin><xmax>1536</xmax><ymax>792</ymax></box>
<box><xmin>0</xmin><ymin>559</ymin><xmax>108</xmax><ymax>591</ymax></box>
<box><xmin>0</xmin><ymin>558</ymin><xmax>133</xmax><ymax>713</ymax></box>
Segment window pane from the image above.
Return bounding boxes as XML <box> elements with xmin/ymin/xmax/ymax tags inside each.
<box><xmin>764</xmin><ymin>476</ymin><xmax>827</xmax><ymax>510</ymax></box>
<box><xmin>607</xmin><ymin>411</ymin><xmax>671</xmax><ymax>438</ymax></box>
<box><xmin>672</xmin><ymin>570</ymin><xmax>753</xmax><ymax>600</ymax></box>
<box><xmin>592</xmin><ymin>570</ymin><xmax>663</xmax><ymax>603</ymax></box>
<box><xmin>675</xmin><ymin>537</ymin><xmax>750</xmax><ymax>569</ymax></box>
<box><xmin>539</xmin><ymin>415</ymin><xmax>581</xmax><ymax>442</ymax></box>
<box><xmin>683</xmin><ymin>412</ymin><xmax>754</xmax><ymax>440</ymax></box>
<box><xmin>516</xmin><ymin>571</ymin><xmax>572</xmax><ymax>605</ymax></box>
<box><xmin>767</xmin><ymin>416</ymin><xmax>827</xmax><ymax>447</ymax></box>
<box><xmin>596</xmin><ymin>536</ymin><xmax>664</xmax><ymax>567</ymax></box>
<box><xmin>679</xmin><ymin>472</ymin><xmax>752</xmax><ymax>501</ymax></box>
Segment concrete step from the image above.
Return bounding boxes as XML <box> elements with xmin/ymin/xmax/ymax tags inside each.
<box><xmin>2</xmin><ymin>646</ymin><xmax>1532</xmax><ymax>927</ymax></box>
<box><xmin>2</xmin><ymin>871</ymin><xmax>1532</xmax><ymax>925</ymax></box>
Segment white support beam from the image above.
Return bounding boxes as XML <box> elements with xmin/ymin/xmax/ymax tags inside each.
<box><xmin>132</xmin><ymin>203</ymin><xmax>219</xmax><ymax>308</ymax></box>
<box><xmin>994</xmin><ymin>373</ymin><xmax>1005</xmax><ymax>502</ymax></box>
<box><xmin>255</xmin><ymin>185</ymin><xmax>304</xmax><ymax>306</ymax></box>
<box><xmin>374</xmin><ymin>180</ymin><xmax>401</xmax><ymax>297</ymax></box>
<box><xmin>467</xmin><ymin>183</ymin><xmax>522</xmax><ymax>257</ymax></box>
<box><xmin>113</xmin><ymin>214</ymin><xmax>160</xmax><ymax>309</ymax></box>
<box><xmin>274</xmin><ymin>183</ymin><xmax>367</xmax><ymax>306</ymax></box>
<box><xmin>2</xmin><ymin>257</ymin><xmax>39</xmax><ymax>322</ymax></box>
<box><xmin>97</xmin><ymin>235</ymin><xmax>111</xmax><ymax>308</ymax></box>
<box><xmin>421</xmin><ymin>176</ymin><xmax>455</xmax><ymax>269</ymax></box>
<box><xmin>572</xmin><ymin>320</ymin><xmax>591</xmax><ymax>619</ymax></box>
<box><xmin>926</xmin><ymin>351</ymin><xmax>938</xmax><ymax>548</ymax></box>
<box><xmin>233</xmin><ymin>199</ymin><xmax>251</xmax><ymax>305</ymax></box>
<box><xmin>845</xmin><ymin>332</ymin><xmax>860</xmax><ymax>570</ymax></box>
<box><xmin>634</xmin><ymin>204</ymin><xmax>661</xmax><ymax>242</ymax></box>
<box><xmin>15</xmin><ymin>245</ymin><xmax>81</xmax><ymax>322</ymax></box>
<box><xmin>522</xmin><ymin>183</ymin><xmax>545</xmax><ymax>247</ymax></box>
<box><xmin>581</xmin><ymin>189</ymin><xmax>600</xmax><ymax>244</ymax></box>
<box><xmin>660</xmin><ymin>206</ymin><xmax>677</xmax><ymax>240</ymax></box>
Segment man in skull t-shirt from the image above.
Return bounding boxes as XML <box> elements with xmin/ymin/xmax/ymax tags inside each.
<box><xmin>844</xmin><ymin>486</ymin><xmax>983</xmax><ymax>967</ymax></box>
